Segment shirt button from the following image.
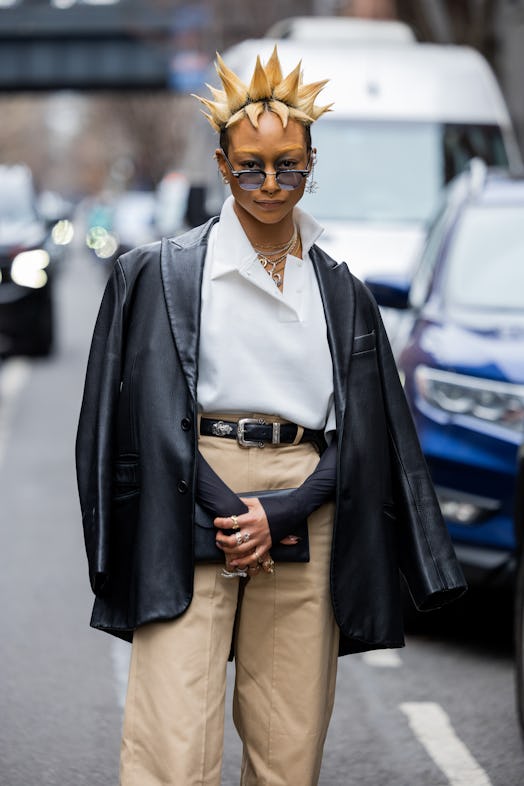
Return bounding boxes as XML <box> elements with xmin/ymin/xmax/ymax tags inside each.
<box><xmin>181</xmin><ymin>417</ymin><xmax>192</xmax><ymax>431</ymax></box>
<box><xmin>177</xmin><ymin>480</ymin><xmax>189</xmax><ymax>494</ymax></box>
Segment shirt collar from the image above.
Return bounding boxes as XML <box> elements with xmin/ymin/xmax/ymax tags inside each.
<box><xmin>210</xmin><ymin>195</ymin><xmax>324</xmax><ymax>280</ymax></box>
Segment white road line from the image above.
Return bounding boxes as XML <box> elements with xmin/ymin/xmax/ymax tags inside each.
<box><xmin>362</xmin><ymin>649</ymin><xmax>403</xmax><ymax>667</ymax></box>
<box><xmin>0</xmin><ymin>359</ymin><xmax>31</xmax><ymax>465</ymax></box>
<box><xmin>111</xmin><ymin>638</ymin><xmax>131</xmax><ymax>709</ymax></box>
<box><xmin>400</xmin><ymin>702</ymin><xmax>492</xmax><ymax>786</ymax></box>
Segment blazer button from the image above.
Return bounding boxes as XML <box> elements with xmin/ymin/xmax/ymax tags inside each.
<box><xmin>181</xmin><ymin>417</ymin><xmax>192</xmax><ymax>431</ymax></box>
<box><xmin>177</xmin><ymin>480</ymin><xmax>189</xmax><ymax>494</ymax></box>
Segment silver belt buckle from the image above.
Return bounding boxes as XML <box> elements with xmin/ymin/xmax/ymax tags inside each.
<box><xmin>237</xmin><ymin>417</ymin><xmax>266</xmax><ymax>448</ymax></box>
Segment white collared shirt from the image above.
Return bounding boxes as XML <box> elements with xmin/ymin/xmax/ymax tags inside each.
<box><xmin>197</xmin><ymin>196</ymin><xmax>336</xmax><ymax>432</ymax></box>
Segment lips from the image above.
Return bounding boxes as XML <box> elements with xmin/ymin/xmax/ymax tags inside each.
<box><xmin>255</xmin><ymin>200</ymin><xmax>285</xmax><ymax>208</ymax></box>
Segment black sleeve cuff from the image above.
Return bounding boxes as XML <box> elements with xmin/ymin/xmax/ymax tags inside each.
<box><xmin>259</xmin><ymin>493</ymin><xmax>302</xmax><ymax>543</ymax></box>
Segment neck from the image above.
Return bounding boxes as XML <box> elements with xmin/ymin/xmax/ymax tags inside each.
<box><xmin>233</xmin><ymin>201</ymin><xmax>296</xmax><ymax>249</ymax></box>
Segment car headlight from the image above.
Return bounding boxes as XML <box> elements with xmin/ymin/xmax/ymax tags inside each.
<box><xmin>11</xmin><ymin>249</ymin><xmax>50</xmax><ymax>289</ymax></box>
<box><xmin>86</xmin><ymin>226</ymin><xmax>119</xmax><ymax>259</ymax></box>
<box><xmin>436</xmin><ymin>486</ymin><xmax>500</xmax><ymax>525</ymax></box>
<box><xmin>414</xmin><ymin>365</ymin><xmax>524</xmax><ymax>432</ymax></box>
<box><xmin>51</xmin><ymin>219</ymin><xmax>74</xmax><ymax>245</ymax></box>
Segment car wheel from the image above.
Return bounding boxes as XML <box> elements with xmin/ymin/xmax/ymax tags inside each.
<box><xmin>515</xmin><ymin>550</ymin><xmax>524</xmax><ymax>738</ymax></box>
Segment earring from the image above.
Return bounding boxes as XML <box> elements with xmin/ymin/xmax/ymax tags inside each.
<box><xmin>306</xmin><ymin>157</ymin><xmax>318</xmax><ymax>194</ymax></box>
<box><xmin>222</xmin><ymin>174</ymin><xmax>229</xmax><ymax>184</ymax></box>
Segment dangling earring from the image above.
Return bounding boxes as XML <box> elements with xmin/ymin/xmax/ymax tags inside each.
<box><xmin>306</xmin><ymin>156</ymin><xmax>318</xmax><ymax>194</ymax></box>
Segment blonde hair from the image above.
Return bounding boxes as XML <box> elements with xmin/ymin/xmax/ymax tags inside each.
<box><xmin>192</xmin><ymin>45</ymin><xmax>331</xmax><ymax>133</ymax></box>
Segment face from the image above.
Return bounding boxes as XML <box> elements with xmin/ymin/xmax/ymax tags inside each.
<box><xmin>216</xmin><ymin>111</ymin><xmax>312</xmax><ymax>236</ymax></box>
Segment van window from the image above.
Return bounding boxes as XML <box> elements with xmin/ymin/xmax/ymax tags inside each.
<box><xmin>443</xmin><ymin>124</ymin><xmax>508</xmax><ymax>182</ymax></box>
<box><xmin>301</xmin><ymin>120</ymin><xmax>508</xmax><ymax>225</ymax></box>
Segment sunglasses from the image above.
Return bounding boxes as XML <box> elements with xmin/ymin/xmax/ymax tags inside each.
<box><xmin>220</xmin><ymin>149</ymin><xmax>311</xmax><ymax>191</ymax></box>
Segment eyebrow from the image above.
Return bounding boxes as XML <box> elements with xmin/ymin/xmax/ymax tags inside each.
<box><xmin>233</xmin><ymin>146</ymin><xmax>305</xmax><ymax>157</ymax></box>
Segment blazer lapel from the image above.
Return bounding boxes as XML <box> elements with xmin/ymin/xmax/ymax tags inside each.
<box><xmin>160</xmin><ymin>220</ymin><xmax>217</xmax><ymax>400</ymax></box>
<box><xmin>310</xmin><ymin>246</ymin><xmax>356</xmax><ymax>424</ymax></box>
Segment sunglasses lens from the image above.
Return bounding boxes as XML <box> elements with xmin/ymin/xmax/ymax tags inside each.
<box><xmin>276</xmin><ymin>171</ymin><xmax>303</xmax><ymax>190</ymax></box>
<box><xmin>237</xmin><ymin>172</ymin><xmax>265</xmax><ymax>190</ymax></box>
<box><xmin>235</xmin><ymin>170</ymin><xmax>306</xmax><ymax>191</ymax></box>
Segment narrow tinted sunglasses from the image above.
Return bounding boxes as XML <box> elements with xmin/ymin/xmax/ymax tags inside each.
<box><xmin>220</xmin><ymin>149</ymin><xmax>311</xmax><ymax>191</ymax></box>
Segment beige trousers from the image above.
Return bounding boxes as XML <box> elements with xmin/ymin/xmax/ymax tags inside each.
<box><xmin>120</xmin><ymin>418</ymin><xmax>339</xmax><ymax>786</ymax></box>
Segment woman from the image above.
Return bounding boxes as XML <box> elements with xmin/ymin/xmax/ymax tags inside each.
<box><xmin>76</xmin><ymin>47</ymin><xmax>466</xmax><ymax>786</ymax></box>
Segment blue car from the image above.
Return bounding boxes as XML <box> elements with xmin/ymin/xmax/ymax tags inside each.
<box><xmin>367</xmin><ymin>162</ymin><xmax>524</xmax><ymax>587</ymax></box>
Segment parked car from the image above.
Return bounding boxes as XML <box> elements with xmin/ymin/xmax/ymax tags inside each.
<box><xmin>0</xmin><ymin>165</ymin><xmax>69</xmax><ymax>357</ymax></box>
<box><xmin>367</xmin><ymin>162</ymin><xmax>524</xmax><ymax>588</ymax></box>
<box><xmin>182</xmin><ymin>39</ymin><xmax>520</xmax><ymax>284</ymax></box>
<box><xmin>514</xmin><ymin>442</ymin><xmax>524</xmax><ymax>738</ymax></box>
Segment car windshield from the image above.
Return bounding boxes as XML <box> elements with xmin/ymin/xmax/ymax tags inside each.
<box><xmin>300</xmin><ymin>120</ymin><xmax>507</xmax><ymax>224</ymax></box>
<box><xmin>0</xmin><ymin>186</ymin><xmax>36</xmax><ymax>223</ymax></box>
<box><xmin>444</xmin><ymin>205</ymin><xmax>524</xmax><ymax>311</ymax></box>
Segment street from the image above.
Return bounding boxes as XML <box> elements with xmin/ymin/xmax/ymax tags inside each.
<box><xmin>1</xmin><ymin>242</ymin><xmax>523</xmax><ymax>786</ymax></box>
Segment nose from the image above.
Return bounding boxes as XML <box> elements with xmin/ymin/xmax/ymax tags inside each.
<box><xmin>261</xmin><ymin>172</ymin><xmax>280</xmax><ymax>193</ymax></box>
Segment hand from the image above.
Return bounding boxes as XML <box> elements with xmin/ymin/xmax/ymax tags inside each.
<box><xmin>214</xmin><ymin>497</ymin><xmax>273</xmax><ymax>574</ymax></box>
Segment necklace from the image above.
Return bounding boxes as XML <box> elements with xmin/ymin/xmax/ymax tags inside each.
<box><xmin>257</xmin><ymin>233</ymin><xmax>300</xmax><ymax>289</ymax></box>
<box><xmin>252</xmin><ymin>225</ymin><xmax>297</xmax><ymax>254</ymax></box>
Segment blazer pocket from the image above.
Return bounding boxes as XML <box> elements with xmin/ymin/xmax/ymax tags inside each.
<box><xmin>113</xmin><ymin>454</ymin><xmax>140</xmax><ymax>501</ymax></box>
<box><xmin>353</xmin><ymin>330</ymin><xmax>376</xmax><ymax>355</ymax></box>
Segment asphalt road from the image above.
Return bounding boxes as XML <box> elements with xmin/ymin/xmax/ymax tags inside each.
<box><xmin>1</xmin><ymin>241</ymin><xmax>523</xmax><ymax>785</ymax></box>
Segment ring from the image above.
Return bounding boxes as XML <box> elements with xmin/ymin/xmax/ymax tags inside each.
<box><xmin>235</xmin><ymin>531</ymin><xmax>243</xmax><ymax>546</ymax></box>
<box><xmin>242</xmin><ymin>530</ymin><xmax>251</xmax><ymax>543</ymax></box>
<box><xmin>262</xmin><ymin>555</ymin><xmax>275</xmax><ymax>574</ymax></box>
<box><xmin>254</xmin><ymin>548</ymin><xmax>264</xmax><ymax>565</ymax></box>
<box><xmin>230</xmin><ymin>515</ymin><xmax>240</xmax><ymax>530</ymax></box>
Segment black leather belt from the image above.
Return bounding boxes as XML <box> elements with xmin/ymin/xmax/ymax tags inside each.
<box><xmin>200</xmin><ymin>417</ymin><xmax>324</xmax><ymax>449</ymax></box>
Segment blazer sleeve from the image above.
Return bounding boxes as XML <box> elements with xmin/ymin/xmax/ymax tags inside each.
<box><xmin>75</xmin><ymin>260</ymin><xmax>126</xmax><ymax>594</ymax></box>
<box><xmin>370</xmin><ymin>293</ymin><xmax>467</xmax><ymax>610</ymax></box>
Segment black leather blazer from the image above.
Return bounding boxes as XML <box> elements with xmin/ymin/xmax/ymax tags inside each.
<box><xmin>76</xmin><ymin>219</ymin><xmax>466</xmax><ymax>654</ymax></box>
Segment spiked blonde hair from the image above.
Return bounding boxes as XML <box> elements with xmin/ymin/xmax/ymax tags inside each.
<box><xmin>192</xmin><ymin>45</ymin><xmax>332</xmax><ymax>132</ymax></box>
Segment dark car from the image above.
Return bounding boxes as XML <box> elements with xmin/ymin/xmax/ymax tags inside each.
<box><xmin>367</xmin><ymin>162</ymin><xmax>524</xmax><ymax>588</ymax></box>
<box><xmin>0</xmin><ymin>166</ymin><xmax>69</xmax><ymax>357</ymax></box>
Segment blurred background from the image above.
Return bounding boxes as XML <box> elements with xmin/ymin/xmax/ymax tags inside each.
<box><xmin>1</xmin><ymin>0</ymin><xmax>523</xmax><ymax>198</ymax></box>
<box><xmin>2</xmin><ymin>2</ymin><xmax>524</xmax><ymax>785</ymax></box>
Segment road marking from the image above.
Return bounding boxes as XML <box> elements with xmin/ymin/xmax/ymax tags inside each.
<box><xmin>0</xmin><ymin>359</ymin><xmax>31</xmax><ymax>465</ymax></box>
<box><xmin>362</xmin><ymin>649</ymin><xmax>402</xmax><ymax>667</ymax></box>
<box><xmin>400</xmin><ymin>702</ymin><xmax>492</xmax><ymax>786</ymax></box>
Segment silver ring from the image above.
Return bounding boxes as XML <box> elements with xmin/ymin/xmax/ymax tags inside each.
<box><xmin>242</xmin><ymin>530</ymin><xmax>251</xmax><ymax>543</ymax></box>
<box><xmin>235</xmin><ymin>531</ymin><xmax>243</xmax><ymax>546</ymax></box>
<box><xmin>262</xmin><ymin>555</ymin><xmax>275</xmax><ymax>574</ymax></box>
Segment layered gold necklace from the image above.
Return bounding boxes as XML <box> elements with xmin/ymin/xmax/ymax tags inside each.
<box><xmin>253</xmin><ymin>225</ymin><xmax>300</xmax><ymax>290</ymax></box>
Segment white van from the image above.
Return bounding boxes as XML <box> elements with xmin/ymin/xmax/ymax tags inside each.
<box><xmin>265</xmin><ymin>16</ymin><xmax>416</xmax><ymax>45</ymax></box>
<box><xmin>183</xmin><ymin>39</ymin><xmax>521</xmax><ymax>282</ymax></box>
